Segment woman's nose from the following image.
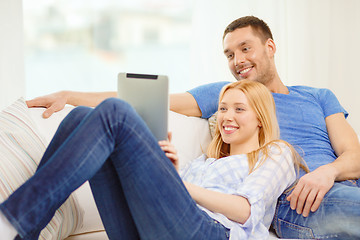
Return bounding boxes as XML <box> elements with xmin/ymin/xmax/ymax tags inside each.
<box><xmin>223</xmin><ymin>110</ymin><xmax>234</xmax><ymax>121</ymax></box>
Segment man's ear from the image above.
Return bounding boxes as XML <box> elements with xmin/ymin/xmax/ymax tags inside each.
<box><xmin>266</xmin><ymin>38</ymin><xmax>276</xmax><ymax>58</ymax></box>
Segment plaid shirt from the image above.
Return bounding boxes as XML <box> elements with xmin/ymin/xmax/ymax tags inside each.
<box><xmin>180</xmin><ymin>142</ymin><xmax>296</xmax><ymax>240</ymax></box>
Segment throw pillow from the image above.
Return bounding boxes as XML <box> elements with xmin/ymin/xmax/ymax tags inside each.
<box><xmin>208</xmin><ymin>111</ymin><xmax>217</xmax><ymax>138</ymax></box>
<box><xmin>0</xmin><ymin>98</ymin><xmax>83</xmax><ymax>240</ymax></box>
<box><xmin>168</xmin><ymin>111</ymin><xmax>212</xmax><ymax>168</ymax></box>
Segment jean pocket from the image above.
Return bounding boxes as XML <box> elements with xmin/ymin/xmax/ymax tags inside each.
<box><xmin>211</xmin><ymin>219</ymin><xmax>230</xmax><ymax>239</ymax></box>
<box><xmin>278</xmin><ymin>218</ymin><xmax>315</xmax><ymax>239</ymax></box>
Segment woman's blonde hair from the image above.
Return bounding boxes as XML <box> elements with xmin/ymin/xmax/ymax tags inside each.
<box><xmin>206</xmin><ymin>80</ymin><xmax>308</xmax><ymax>173</ymax></box>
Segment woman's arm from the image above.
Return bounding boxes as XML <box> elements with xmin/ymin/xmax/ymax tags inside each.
<box><xmin>158</xmin><ymin>137</ymin><xmax>251</xmax><ymax>223</ymax></box>
<box><xmin>183</xmin><ymin>181</ymin><xmax>251</xmax><ymax>224</ymax></box>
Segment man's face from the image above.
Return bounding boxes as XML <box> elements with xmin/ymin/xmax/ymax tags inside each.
<box><xmin>223</xmin><ymin>26</ymin><xmax>275</xmax><ymax>86</ymax></box>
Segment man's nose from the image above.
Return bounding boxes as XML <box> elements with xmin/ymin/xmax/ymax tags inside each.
<box><xmin>234</xmin><ymin>51</ymin><xmax>245</xmax><ymax>66</ymax></box>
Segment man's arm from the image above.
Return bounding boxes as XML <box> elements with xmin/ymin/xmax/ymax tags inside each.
<box><xmin>169</xmin><ymin>92</ymin><xmax>202</xmax><ymax>117</ymax></box>
<box><xmin>26</xmin><ymin>91</ymin><xmax>117</xmax><ymax>118</ymax></box>
<box><xmin>287</xmin><ymin>112</ymin><xmax>360</xmax><ymax>217</ymax></box>
<box><xmin>27</xmin><ymin>91</ymin><xmax>203</xmax><ymax>118</ymax></box>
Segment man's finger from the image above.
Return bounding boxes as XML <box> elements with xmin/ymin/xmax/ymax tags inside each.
<box><xmin>42</xmin><ymin>107</ymin><xmax>56</xmax><ymax>119</ymax></box>
<box><xmin>295</xmin><ymin>185</ymin><xmax>312</xmax><ymax>215</ymax></box>
<box><xmin>26</xmin><ymin>99</ymin><xmax>42</xmax><ymax>108</ymax></box>
<box><xmin>311</xmin><ymin>190</ymin><xmax>326</xmax><ymax>213</ymax></box>
<box><xmin>301</xmin><ymin>189</ymin><xmax>317</xmax><ymax>217</ymax></box>
<box><xmin>288</xmin><ymin>183</ymin><xmax>304</xmax><ymax>210</ymax></box>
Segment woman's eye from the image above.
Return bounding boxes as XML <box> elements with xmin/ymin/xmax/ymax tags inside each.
<box><xmin>236</xmin><ymin>108</ymin><xmax>244</xmax><ymax>112</ymax></box>
<box><xmin>219</xmin><ymin>107</ymin><xmax>227</xmax><ymax>111</ymax></box>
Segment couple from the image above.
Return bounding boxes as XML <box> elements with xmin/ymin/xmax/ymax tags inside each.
<box><xmin>1</xmin><ymin>16</ymin><xmax>360</xmax><ymax>239</ymax></box>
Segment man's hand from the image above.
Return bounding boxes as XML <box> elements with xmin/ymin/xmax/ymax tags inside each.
<box><xmin>26</xmin><ymin>91</ymin><xmax>68</xmax><ymax>119</ymax></box>
<box><xmin>287</xmin><ymin>164</ymin><xmax>338</xmax><ymax>217</ymax></box>
<box><xmin>158</xmin><ymin>132</ymin><xmax>179</xmax><ymax>171</ymax></box>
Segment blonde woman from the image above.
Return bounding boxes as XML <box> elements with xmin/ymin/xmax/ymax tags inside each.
<box><xmin>0</xmin><ymin>80</ymin><xmax>306</xmax><ymax>240</ymax></box>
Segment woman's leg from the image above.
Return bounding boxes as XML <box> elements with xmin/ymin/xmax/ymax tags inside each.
<box><xmin>89</xmin><ymin>160</ymin><xmax>140</xmax><ymax>239</ymax></box>
<box><xmin>37</xmin><ymin>106</ymin><xmax>93</xmax><ymax>170</ymax></box>
<box><xmin>0</xmin><ymin>99</ymin><xmax>142</xmax><ymax>239</ymax></box>
<box><xmin>86</xmin><ymin>100</ymin><xmax>229</xmax><ymax>240</ymax></box>
<box><xmin>0</xmin><ymin>98</ymin><xmax>228</xmax><ymax>240</ymax></box>
<box><xmin>38</xmin><ymin>106</ymin><xmax>141</xmax><ymax>239</ymax></box>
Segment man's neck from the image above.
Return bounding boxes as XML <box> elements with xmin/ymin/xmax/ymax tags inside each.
<box><xmin>266</xmin><ymin>75</ymin><xmax>289</xmax><ymax>94</ymax></box>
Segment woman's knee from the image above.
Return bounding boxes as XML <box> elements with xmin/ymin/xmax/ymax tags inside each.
<box><xmin>97</xmin><ymin>98</ymin><xmax>134</xmax><ymax>115</ymax></box>
<box><xmin>67</xmin><ymin>106</ymin><xmax>93</xmax><ymax>121</ymax></box>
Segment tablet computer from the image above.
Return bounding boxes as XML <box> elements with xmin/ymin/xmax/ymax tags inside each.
<box><xmin>117</xmin><ymin>72</ymin><xmax>169</xmax><ymax>141</ymax></box>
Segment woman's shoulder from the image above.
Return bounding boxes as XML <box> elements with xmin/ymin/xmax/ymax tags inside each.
<box><xmin>266</xmin><ymin>140</ymin><xmax>292</xmax><ymax>154</ymax></box>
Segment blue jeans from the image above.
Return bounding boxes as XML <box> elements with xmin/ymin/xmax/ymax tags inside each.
<box><xmin>272</xmin><ymin>180</ymin><xmax>360</xmax><ymax>239</ymax></box>
<box><xmin>0</xmin><ymin>98</ymin><xmax>230</xmax><ymax>240</ymax></box>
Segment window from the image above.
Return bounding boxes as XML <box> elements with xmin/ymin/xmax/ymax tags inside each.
<box><xmin>23</xmin><ymin>0</ymin><xmax>193</xmax><ymax>98</ymax></box>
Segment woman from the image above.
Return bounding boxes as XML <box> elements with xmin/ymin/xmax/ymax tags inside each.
<box><xmin>0</xmin><ymin>80</ymin><xmax>306</xmax><ymax>240</ymax></box>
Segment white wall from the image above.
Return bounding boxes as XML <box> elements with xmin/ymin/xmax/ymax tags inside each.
<box><xmin>0</xmin><ymin>0</ymin><xmax>25</xmax><ymax>109</ymax></box>
<box><xmin>190</xmin><ymin>0</ymin><xmax>360</xmax><ymax>133</ymax></box>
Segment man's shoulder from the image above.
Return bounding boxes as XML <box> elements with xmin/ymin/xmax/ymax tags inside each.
<box><xmin>289</xmin><ymin>85</ymin><xmax>323</xmax><ymax>92</ymax></box>
<box><xmin>288</xmin><ymin>85</ymin><xmax>332</xmax><ymax>97</ymax></box>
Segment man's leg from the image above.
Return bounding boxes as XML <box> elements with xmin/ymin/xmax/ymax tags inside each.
<box><xmin>272</xmin><ymin>182</ymin><xmax>360</xmax><ymax>239</ymax></box>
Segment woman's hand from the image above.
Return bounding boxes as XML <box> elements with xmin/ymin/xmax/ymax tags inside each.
<box><xmin>158</xmin><ymin>132</ymin><xmax>179</xmax><ymax>171</ymax></box>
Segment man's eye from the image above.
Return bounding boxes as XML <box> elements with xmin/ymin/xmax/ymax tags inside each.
<box><xmin>227</xmin><ymin>54</ymin><xmax>233</xmax><ymax>59</ymax></box>
<box><xmin>243</xmin><ymin>47</ymin><xmax>250</xmax><ymax>52</ymax></box>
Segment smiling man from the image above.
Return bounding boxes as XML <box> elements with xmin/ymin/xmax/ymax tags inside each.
<box><xmin>27</xmin><ymin>16</ymin><xmax>360</xmax><ymax>239</ymax></box>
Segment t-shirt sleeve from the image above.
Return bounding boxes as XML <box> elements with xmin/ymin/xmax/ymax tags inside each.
<box><xmin>187</xmin><ymin>81</ymin><xmax>231</xmax><ymax>119</ymax></box>
<box><xmin>317</xmin><ymin>88</ymin><xmax>348</xmax><ymax>119</ymax></box>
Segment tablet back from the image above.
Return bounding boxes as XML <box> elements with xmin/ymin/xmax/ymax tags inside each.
<box><xmin>117</xmin><ymin>72</ymin><xmax>169</xmax><ymax>141</ymax></box>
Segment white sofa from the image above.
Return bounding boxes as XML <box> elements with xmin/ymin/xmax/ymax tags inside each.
<box><xmin>0</xmin><ymin>100</ymin><xmax>280</xmax><ymax>239</ymax></box>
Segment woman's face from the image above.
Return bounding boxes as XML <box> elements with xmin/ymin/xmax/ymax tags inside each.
<box><xmin>217</xmin><ymin>88</ymin><xmax>261</xmax><ymax>154</ymax></box>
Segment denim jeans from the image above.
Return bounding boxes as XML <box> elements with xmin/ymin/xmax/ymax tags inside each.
<box><xmin>0</xmin><ymin>98</ymin><xmax>230</xmax><ymax>240</ymax></box>
<box><xmin>272</xmin><ymin>180</ymin><xmax>360</xmax><ymax>239</ymax></box>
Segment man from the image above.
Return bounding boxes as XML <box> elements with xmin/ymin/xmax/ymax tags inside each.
<box><xmin>28</xmin><ymin>16</ymin><xmax>360</xmax><ymax>239</ymax></box>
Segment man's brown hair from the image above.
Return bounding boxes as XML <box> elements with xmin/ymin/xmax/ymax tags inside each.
<box><xmin>223</xmin><ymin>16</ymin><xmax>273</xmax><ymax>43</ymax></box>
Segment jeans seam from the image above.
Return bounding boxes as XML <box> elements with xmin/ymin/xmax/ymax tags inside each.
<box><xmin>278</xmin><ymin>218</ymin><xmax>315</xmax><ymax>238</ymax></box>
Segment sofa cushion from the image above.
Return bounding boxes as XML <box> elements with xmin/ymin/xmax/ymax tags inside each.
<box><xmin>0</xmin><ymin>98</ymin><xmax>83</xmax><ymax>240</ymax></box>
<box><xmin>168</xmin><ymin>111</ymin><xmax>212</xmax><ymax>168</ymax></box>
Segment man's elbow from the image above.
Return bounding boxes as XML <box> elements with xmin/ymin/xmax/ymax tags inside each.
<box><xmin>169</xmin><ymin>93</ymin><xmax>202</xmax><ymax>117</ymax></box>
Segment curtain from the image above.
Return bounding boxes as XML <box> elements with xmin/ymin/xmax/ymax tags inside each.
<box><xmin>0</xmin><ymin>0</ymin><xmax>25</xmax><ymax>110</ymax></box>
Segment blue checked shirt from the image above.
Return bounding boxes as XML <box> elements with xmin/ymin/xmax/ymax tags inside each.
<box><xmin>180</xmin><ymin>142</ymin><xmax>296</xmax><ymax>240</ymax></box>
